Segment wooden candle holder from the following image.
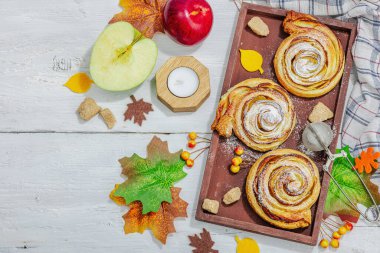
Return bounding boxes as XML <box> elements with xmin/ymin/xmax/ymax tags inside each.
<box><xmin>156</xmin><ymin>56</ymin><xmax>210</xmax><ymax>112</ymax></box>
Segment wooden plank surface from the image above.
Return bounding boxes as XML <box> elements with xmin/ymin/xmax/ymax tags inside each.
<box><xmin>0</xmin><ymin>0</ymin><xmax>237</xmax><ymax>133</ymax></box>
<box><xmin>0</xmin><ymin>133</ymin><xmax>379</xmax><ymax>253</ymax></box>
<box><xmin>0</xmin><ymin>0</ymin><xmax>377</xmax><ymax>252</ymax></box>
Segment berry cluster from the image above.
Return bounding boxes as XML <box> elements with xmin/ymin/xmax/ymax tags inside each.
<box><xmin>319</xmin><ymin>218</ymin><xmax>353</xmax><ymax>249</ymax></box>
<box><xmin>230</xmin><ymin>146</ymin><xmax>244</xmax><ymax>174</ymax></box>
<box><xmin>181</xmin><ymin>151</ymin><xmax>193</xmax><ymax>167</ymax></box>
<box><xmin>181</xmin><ymin>132</ymin><xmax>210</xmax><ymax>168</ymax></box>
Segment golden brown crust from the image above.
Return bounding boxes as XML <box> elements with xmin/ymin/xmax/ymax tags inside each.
<box><xmin>211</xmin><ymin>78</ymin><xmax>296</xmax><ymax>152</ymax></box>
<box><xmin>246</xmin><ymin>149</ymin><xmax>321</xmax><ymax>229</ymax></box>
<box><xmin>274</xmin><ymin>11</ymin><xmax>345</xmax><ymax>98</ymax></box>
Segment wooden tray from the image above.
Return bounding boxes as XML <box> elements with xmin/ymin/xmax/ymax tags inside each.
<box><xmin>195</xmin><ymin>3</ymin><xmax>356</xmax><ymax>245</ymax></box>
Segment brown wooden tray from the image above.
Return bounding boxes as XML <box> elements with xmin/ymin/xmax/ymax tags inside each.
<box><xmin>195</xmin><ymin>3</ymin><xmax>356</xmax><ymax>245</ymax></box>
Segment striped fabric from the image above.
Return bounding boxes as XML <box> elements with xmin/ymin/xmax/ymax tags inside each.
<box><xmin>244</xmin><ymin>0</ymin><xmax>380</xmax><ymax>156</ymax></box>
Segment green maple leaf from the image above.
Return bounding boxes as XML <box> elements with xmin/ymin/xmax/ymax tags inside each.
<box><xmin>114</xmin><ymin>136</ymin><xmax>186</xmax><ymax>214</ymax></box>
<box><xmin>324</xmin><ymin>145</ymin><xmax>380</xmax><ymax>222</ymax></box>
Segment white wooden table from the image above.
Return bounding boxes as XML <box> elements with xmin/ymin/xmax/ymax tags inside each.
<box><xmin>0</xmin><ymin>1</ymin><xmax>378</xmax><ymax>252</ymax></box>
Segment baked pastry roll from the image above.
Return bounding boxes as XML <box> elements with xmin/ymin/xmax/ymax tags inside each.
<box><xmin>246</xmin><ymin>149</ymin><xmax>321</xmax><ymax>229</ymax></box>
<box><xmin>274</xmin><ymin>11</ymin><xmax>345</xmax><ymax>98</ymax></box>
<box><xmin>211</xmin><ymin>78</ymin><xmax>296</xmax><ymax>152</ymax></box>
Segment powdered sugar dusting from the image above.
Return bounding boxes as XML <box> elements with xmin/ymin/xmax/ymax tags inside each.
<box><xmin>298</xmin><ymin>143</ymin><xmax>319</xmax><ymax>159</ymax></box>
<box><xmin>218</xmin><ymin>135</ymin><xmax>263</xmax><ymax>169</ymax></box>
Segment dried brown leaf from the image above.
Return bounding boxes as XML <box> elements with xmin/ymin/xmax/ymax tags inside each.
<box><xmin>189</xmin><ymin>228</ymin><xmax>219</xmax><ymax>253</ymax></box>
<box><xmin>109</xmin><ymin>0</ymin><xmax>167</xmax><ymax>38</ymax></box>
<box><xmin>124</xmin><ymin>95</ymin><xmax>153</xmax><ymax>126</ymax></box>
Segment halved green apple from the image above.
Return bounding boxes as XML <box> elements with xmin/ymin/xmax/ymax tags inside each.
<box><xmin>90</xmin><ymin>22</ymin><xmax>158</xmax><ymax>91</ymax></box>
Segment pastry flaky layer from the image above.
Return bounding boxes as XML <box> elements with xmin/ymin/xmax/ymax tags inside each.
<box><xmin>246</xmin><ymin>149</ymin><xmax>321</xmax><ymax>229</ymax></box>
<box><xmin>211</xmin><ymin>78</ymin><xmax>296</xmax><ymax>152</ymax></box>
<box><xmin>274</xmin><ymin>11</ymin><xmax>345</xmax><ymax>98</ymax></box>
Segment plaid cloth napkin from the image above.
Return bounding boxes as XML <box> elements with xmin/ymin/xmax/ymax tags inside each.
<box><xmin>245</xmin><ymin>0</ymin><xmax>380</xmax><ymax>156</ymax></box>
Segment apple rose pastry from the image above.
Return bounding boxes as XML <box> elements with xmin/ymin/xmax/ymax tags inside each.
<box><xmin>246</xmin><ymin>149</ymin><xmax>321</xmax><ymax>229</ymax></box>
<box><xmin>211</xmin><ymin>78</ymin><xmax>296</xmax><ymax>152</ymax></box>
<box><xmin>274</xmin><ymin>11</ymin><xmax>345</xmax><ymax>98</ymax></box>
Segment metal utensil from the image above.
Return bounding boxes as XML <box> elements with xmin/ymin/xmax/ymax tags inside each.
<box><xmin>303</xmin><ymin>122</ymin><xmax>333</xmax><ymax>151</ymax></box>
<box><xmin>305</xmin><ymin>123</ymin><xmax>380</xmax><ymax>223</ymax></box>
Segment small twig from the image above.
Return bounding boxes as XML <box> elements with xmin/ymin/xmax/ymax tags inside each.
<box><xmin>191</xmin><ymin>146</ymin><xmax>210</xmax><ymax>155</ymax></box>
<box><xmin>197</xmin><ymin>136</ymin><xmax>211</xmax><ymax>142</ymax></box>
<box><xmin>322</xmin><ymin>221</ymin><xmax>335</xmax><ymax>233</ymax></box>
<box><xmin>324</xmin><ymin>221</ymin><xmax>339</xmax><ymax>230</ymax></box>
<box><xmin>193</xmin><ymin>146</ymin><xmax>210</xmax><ymax>161</ymax></box>
<box><xmin>326</xmin><ymin>217</ymin><xmax>343</xmax><ymax>228</ymax></box>
<box><xmin>320</xmin><ymin>224</ymin><xmax>332</xmax><ymax>239</ymax></box>
<box><xmin>196</xmin><ymin>141</ymin><xmax>211</xmax><ymax>145</ymax></box>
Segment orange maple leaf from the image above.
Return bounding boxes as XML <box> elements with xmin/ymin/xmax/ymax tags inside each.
<box><xmin>111</xmin><ymin>187</ymin><xmax>188</xmax><ymax>244</ymax></box>
<box><xmin>354</xmin><ymin>147</ymin><xmax>380</xmax><ymax>173</ymax></box>
<box><xmin>109</xmin><ymin>0</ymin><xmax>167</xmax><ymax>38</ymax></box>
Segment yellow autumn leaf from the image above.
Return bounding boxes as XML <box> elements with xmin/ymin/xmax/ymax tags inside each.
<box><xmin>240</xmin><ymin>49</ymin><xmax>264</xmax><ymax>74</ymax></box>
<box><xmin>110</xmin><ymin>184</ymin><xmax>126</xmax><ymax>206</ymax></box>
<box><xmin>235</xmin><ymin>236</ymin><xmax>260</xmax><ymax>253</ymax></box>
<box><xmin>64</xmin><ymin>72</ymin><xmax>93</xmax><ymax>93</ymax></box>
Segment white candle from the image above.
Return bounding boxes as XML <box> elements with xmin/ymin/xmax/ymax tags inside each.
<box><xmin>167</xmin><ymin>67</ymin><xmax>200</xmax><ymax>98</ymax></box>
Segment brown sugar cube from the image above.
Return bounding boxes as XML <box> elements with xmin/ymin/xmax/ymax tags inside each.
<box><xmin>248</xmin><ymin>17</ymin><xmax>269</xmax><ymax>37</ymax></box>
<box><xmin>202</xmin><ymin>199</ymin><xmax>219</xmax><ymax>214</ymax></box>
<box><xmin>223</xmin><ymin>187</ymin><xmax>241</xmax><ymax>205</ymax></box>
<box><xmin>100</xmin><ymin>108</ymin><xmax>116</xmax><ymax>129</ymax></box>
<box><xmin>308</xmin><ymin>102</ymin><xmax>334</xmax><ymax>123</ymax></box>
<box><xmin>77</xmin><ymin>98</ymin><xmax>101</xmax><ymax>121</ymax></box>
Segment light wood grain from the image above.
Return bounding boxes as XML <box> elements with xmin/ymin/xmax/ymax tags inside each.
<box><xmin>156</xmin><ymin>56</ymin><xmax>210</xmax><ymax>112</ymax></box>
<box><xmin>0</xmin><ymin>133</ymin><xmax>378</xmax><ymax>253</ymax></box>
<box><xmin>0</xmin><ymin>0</ymin><xmax>240</xmax><ymax>133</ymax></box>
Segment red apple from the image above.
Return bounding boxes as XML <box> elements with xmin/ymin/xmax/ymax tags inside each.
<box><xmin>163</xmin><ymin>0</ymin><xmax>213</xmax><ymax>46</ymax></box>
